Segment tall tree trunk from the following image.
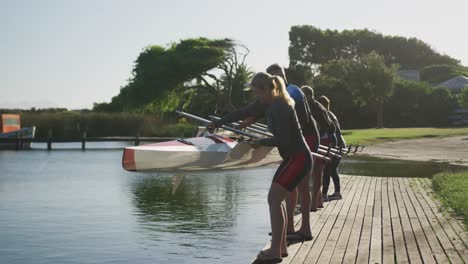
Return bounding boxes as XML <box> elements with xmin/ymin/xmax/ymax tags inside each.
<box><xmin>377</xmin><ymin>101</ymin><xmax>384</xmax><ymax>128</ymax></box>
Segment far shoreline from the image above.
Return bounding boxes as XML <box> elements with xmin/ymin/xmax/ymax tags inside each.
<box><xmin>356</xmin><ymin>135</ymin><xmax>468</xmax><ymax>167</ymax></box>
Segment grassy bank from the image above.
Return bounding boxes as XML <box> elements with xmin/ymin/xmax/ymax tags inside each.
<box><xmin>432</xmin><ymin>171</ymin><xmax>468</xmax><ymax>230</ymax></box>
<box><xmin>343</xmin><ymin>127</ymin><xmax>468</xmax><ymax>145</ymax></box>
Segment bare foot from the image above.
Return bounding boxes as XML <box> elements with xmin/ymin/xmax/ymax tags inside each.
<box><xmin>288</xmin><ymin>231</ymin><xmax>313</xmax><ymax>241</ymax></box>
<box><xmin>258</xmin><ymin>248</ymin><xmax>288</xmax><ymax>258</ymax></box>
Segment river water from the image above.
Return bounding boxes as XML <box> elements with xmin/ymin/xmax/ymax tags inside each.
<box><xmin>0</xmin><ymin>143</ymin><xmax>462</xmax><ymax>263</ymax></box>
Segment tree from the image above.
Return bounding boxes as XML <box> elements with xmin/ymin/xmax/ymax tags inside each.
<box><xmin>360</xmin><ymin>52</ymin><xmax>398</xmax><ymax>127</ymax></box>
<box><xmin>420</xmin><ymin>64</ymin><xmax>468</xmax><ymax>84</ymax></box>
<box><xmin>459</xmin><ymin>87</ymin><xmax>468</xmax><ymax>108</ymax></box>
<box><xmin>420</xmin><ymin>87</ymin><xmax>456</xmax><ymax>126</ymax></box>
<box><xmin>385</xmin><ymin>80</ymin><xmax>431</xmax><ymax>127</ymax></box>
<box><xmin>285</xmin><ymin>65</ymin><xmax>314</xmax><ymax>87</ymax></box>
<box><xmin>289</xmin><ymin>25</ymin><xmax>460</xmax><ymax>70</ymax></box>
<box><xmin>192</xmin><ymin>44</ymin><xmax>254</xmax><ymax>113</ymax></box>
<box><xmin>94</xmin><ymin>38</ymin><xmax>234</xmax><ymax>113</ymax></box>
<box><xmin>315</xmin><ymin>52</ymin><xmax>397</xmax><ymax>127</ymax></box>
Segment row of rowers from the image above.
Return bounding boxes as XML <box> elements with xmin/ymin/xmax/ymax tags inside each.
<box><xmin>207</xmin><ymin>63</ymin><xmax>346</xmax><ymax>264</ymax></box>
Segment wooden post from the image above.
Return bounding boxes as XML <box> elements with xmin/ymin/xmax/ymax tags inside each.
<box><xmin>135</xmin><ymin>133</ymin><xmax>140</xmax><ymax>146</ymax></box>
<box><xmin>81</xmin><ymin>131</ymin><xmax>87</xmax><ymax>150</ymax></box>
<box><xmin>47</xmin><ymin>129</ymin><xmax>52</xmax><ymax>150</ymax></box>
<box><xmin>15</xmin><ymin>132</ymin><xmax>19</xmax><ymax>150</ymax></box>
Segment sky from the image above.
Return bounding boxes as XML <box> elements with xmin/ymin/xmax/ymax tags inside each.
<box><xmin>1</xmin><ymin>0</ymin><xmax>467</xmax><ymax>109</ymax></box>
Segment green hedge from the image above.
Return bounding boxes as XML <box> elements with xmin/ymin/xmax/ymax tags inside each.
<box><xmin>19</xmin><ymin>112</ymin><xmax>197</xmax><ymax>139</ymax></box>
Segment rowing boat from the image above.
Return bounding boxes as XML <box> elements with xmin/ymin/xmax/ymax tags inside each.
<box><xmin>121</xmin><ymin>111</ymin><xmax>356</xmax><ymax>173</ymax></box>
<box><xmin>122</xmin><ymin>133</ymin><xmax>281</xmax><ymax>173</ymax></box>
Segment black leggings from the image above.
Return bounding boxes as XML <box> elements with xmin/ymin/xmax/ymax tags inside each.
<box><xmin>322</xmin><ymin>156</ymin><xmax>341</xmax><ymax>194</ymax></box>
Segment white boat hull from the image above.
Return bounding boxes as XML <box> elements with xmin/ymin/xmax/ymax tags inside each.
<box><xmin>122</xmin><ymin>134</ymin><xmax>281</xmax><ymax>173</ymax></box>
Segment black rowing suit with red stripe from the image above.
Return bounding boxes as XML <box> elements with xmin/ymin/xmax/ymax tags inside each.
<box><xmin>215</xmin><ymin>84</ymin><xmax>320</xmax><ymax>152</ymax></box>
<box><xmin>256</xmin><ymin>98</ymin><xmax>312</xmax><ymax>191</ymax></box>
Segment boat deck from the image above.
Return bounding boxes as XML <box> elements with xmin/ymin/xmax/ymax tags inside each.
<box><xmin>254</xmin><ymin>175</ymin><xmax>468</xmax><ymax>264</ymax></box>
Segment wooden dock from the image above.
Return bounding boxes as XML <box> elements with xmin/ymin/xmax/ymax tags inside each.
<box><xmin>255</xmin><ymin>176</ymin><xmax>468</xmax><ymax>264</ymax></box>
<box><xmin>0</xmin><ymin>136</ymin><xmax>176</xmax><ymax>150</ymax></box>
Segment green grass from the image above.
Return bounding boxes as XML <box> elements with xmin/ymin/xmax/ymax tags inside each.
<box><xmin>342</xmin><ymin>127</ymin><xmax>468</xmax><ymax>145</ymax></box>
<box><xmin>432</xmin><ymin>171</ymin><xmax>468</xmax><ymax>230</ymax></box>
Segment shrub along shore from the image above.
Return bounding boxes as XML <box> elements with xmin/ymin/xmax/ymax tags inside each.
<box><xmin>17</xmin><ymin>111</ymin><xmax>196</xmax><ymax>139</ymax></box>
<box><xmin>432</xmin><ymin>171</ymin><xmax>468</xmax><ymax>230</ymax></box>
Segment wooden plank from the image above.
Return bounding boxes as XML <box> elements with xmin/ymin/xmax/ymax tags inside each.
<box><xmin>289</xmin><ymin>176</ymin><xmax>359</xmax><ymax>264</ymax></box>
<box><xmin>369</xmin><ymin>177</ymin><xmax>382</xmax><ymax>264</ymax></box>
<box><xmin>381</xmin><ymin>177</ymin><xmax>395</xmax><ymax>264</ymax></box>
<box><xmin>355</xmin><ymin>177</ymin><xmax>377</xmax><ymax>263</ymax></box>
<box><xmin>316</xmin><ymin>176</ymin><xmax>365</xmax><ymax>263</ymax></box>
<box><xmin>341</xmin><ymin>176</ymin><xmax>373</xmax><ymax>263</ymax></box>
<box><xmin>446</xmin><ymin>216</ymin><xmax>468</xmax><ymax>249</ymax></box>
<box><xmin>397</xmin><ymin>177</ymin><xmax>436</xmax><ymax>264</ymax></box>
<box><xmin>405</xmin><ymin>178</ymin><xmax>450</xmax><ymax>263</ymax></box>
<box><xmin>302</xmin><ymin>176</ymin><xmax>363</xmax><ymax>264</ymax></box>
<box><xmin>282</xmin><ymin>193</ymin><xmax>329</xmax><ymax>264</ymax></box>
<box><xmin>413</xmin><ymin>178</ymin><xmax>465</xmax><ymax>263</ymax></box>
<box><xmin>253</xmin><ymin>178</ymin><xmax>350</xmax><ymax>264</ymax></box>
<box><xmin>329</xmin><ymin>177</ymin><xmax>369</xmax><ymax>264</ymax></box>
<box><xmin>388</xmin><ymin>177</ymin><xmax>410</xmax><ymax>263</ymax></box>
<box><xmin>282</xmin><ymin>176</ymin><xmax>353</xmax><ymax>264</ymax></box>
<box><xmin>392</xmin><ymin>177</ymin><xmax>422</xmax><ymax>264</ymax></box>
<box><xmin>417</xmin><ymin>178</ymin><xmax>468</xmax><ymax>258</ymax></box>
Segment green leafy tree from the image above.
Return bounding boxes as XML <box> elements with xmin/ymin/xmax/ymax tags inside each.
<box><xmin>315</xmin><ymin>52</ymin><xmax>397</xmax><ymax>127</ymax></box>
<box><xmin>421</xmin><ymin>64</ymin><xmax>459</xmax><ymax>84</ymax></box>
<box><xmin>289</xmin><ymin>25</ymin><xmax>460</xmax><ymax>70</ymax></box>
<box><xmin>285</xmin><ymin>65</ymin><xmax>314</xmax><ymax>86</ymax></box>
<box><xmin>359</xmin><ymin>52</ymin><xmax>398</xmax><ymax>127</ymax></box>
<box><xmin>385</xmin><ymin>80</ymin><xmax>431</xmax><ymax>127</ymax></box>
<box><xmin>94</xmin><ymin>38</ymin><xmax>234</xmax><ymax>113</ymax></box>
<box><xmin>420</xmin><ymin>87</ymin><xmax>456</xmax><ymax>126</ymax></box>
<box><xmin>191</xmin><ymin>44</ymin><xmax>254</xmax><ymax>113</ymax></box>
<box><xmin>459</xmin><ymin>87</ymin><xmax>468</xmax><ymax>108</ymax></box>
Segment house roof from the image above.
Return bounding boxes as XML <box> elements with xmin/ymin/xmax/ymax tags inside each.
<box><xmin>438</xmin><ymin>75</ymin><xmax>468</xmax><ymax>90</ymax></box>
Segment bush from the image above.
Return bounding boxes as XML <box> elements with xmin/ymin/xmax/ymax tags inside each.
<box><xmin>432</xmin><ymin>171</ymin><xmax>468</xmax><ymax>230</ymax></box>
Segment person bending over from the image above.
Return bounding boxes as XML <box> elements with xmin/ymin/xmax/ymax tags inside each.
<box><xmin>318</xmin><ymin>95</ymin><xmax>345</xmax><ymax>200</ymax></box>
<box><xmin>250</xmin><ymin>72</ymin><xmax>312</xmax><ymax>263</ymax></box>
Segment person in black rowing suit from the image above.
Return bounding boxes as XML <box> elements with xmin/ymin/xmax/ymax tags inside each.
<box><xmin>301</xmin><ymin>86</ymin><xmax>335</xmax><ymax>211</ymax></box>
<box><xmin>208</xmin><ymin>64</ymin><xmax>319</xmax><ymax>242</ymax></box>
<box><xmin>249</xmin><ymin>72</ymin><xmax>312</xmax><ymax>263</ymax></box>
<box><xmin>318</xmin><ymin>95</ymin><xmax>345</xmax><ymax>201</ymax></box>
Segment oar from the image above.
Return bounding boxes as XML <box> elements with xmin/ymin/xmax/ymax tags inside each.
<box><xmin>209</xmin><ymin>115</ymin><xmax>356</xmax><ymax>156</ymax></box>
<box><xmin>318</xmin><ymin>145</ymin><xmax>348</xmax><ymax>156</ymax></box>
<box><xmin>208</xmin><ymin>115</ymin><xmax>273</xmax><ymax>137</ymax></box>
<box><xmin>254</xmin><ymin>122</ymin><xmax>269</xmax><ymax>129</ymax></box>
<box><xmin>176</xmin><ymin>110</ymin><xmax>260</xmax><ymax>139</ymax></box>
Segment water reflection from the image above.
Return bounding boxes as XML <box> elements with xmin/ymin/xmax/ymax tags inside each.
<box><xmin>3</xmin><ymin>146</ymin><xmax>465</xmax><ymax>264</ymax></box>
<box><xmin>131</xmin><ymin>172</ymin><xmax>243</xmax><ymax>236</ymax></box>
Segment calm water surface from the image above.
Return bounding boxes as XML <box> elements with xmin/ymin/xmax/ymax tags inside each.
<box><xmin>0</xmin><ymin>144</ymin><xmax>462</xmax><ymax>263</ymax></box>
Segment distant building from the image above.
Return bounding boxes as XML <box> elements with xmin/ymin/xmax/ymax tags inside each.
<box><xmin>449</xmin><ymin>108</ymin><xmax>468</xmax><ymax>126</ymax></box>
<box><xmin>397</xmin><ymin>70</ymin><xmax>420</xmax><ymax>82</ymax></box>
<box><xmin>437</xmin><ymin>75</ymin><xmax>468</xmax><ymax>93</ymax></box>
